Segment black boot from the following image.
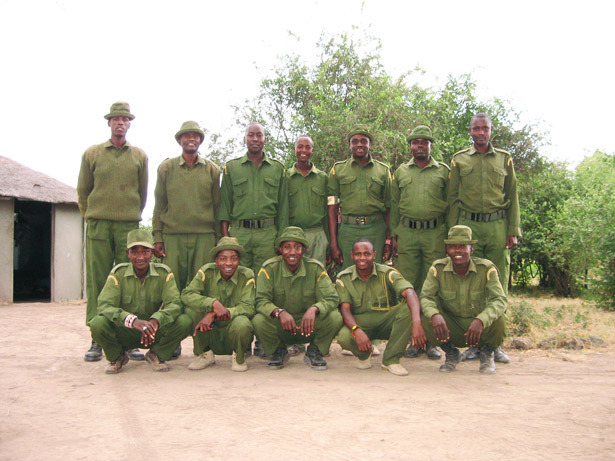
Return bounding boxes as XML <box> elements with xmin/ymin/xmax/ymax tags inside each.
<box><xmin>303</xmin><ymin>345</ymin><xmax>327</xmax><ymax>370</ymax></box>
<box><xmin>126</xmin><ymin>349</ymin><xmax>145</xmax><ymax>361</ymax></box>
<box><xmin>439</xmin><ymin>342</ymin><xmax>460</xmax><ymax>372</ymax></box>
<box><xmin>267</xmin><ymin>346</ymin><xmax>289</xmax><ymax>370</ymax></box>
<box><xmin>84</xmin><ymin>340</ymin><xmax>102</xmax><ymax>362</ymax></box>
<box><xmin>479</xmin><ymin>346</ymin><xmax>496</xmax><ymax>374</ymax></box>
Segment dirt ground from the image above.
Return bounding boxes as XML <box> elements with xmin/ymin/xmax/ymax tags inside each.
<box><xmin>1</xmin><ymin>302</ymin><xmax>614</xmax><ymax>461</ymax></box>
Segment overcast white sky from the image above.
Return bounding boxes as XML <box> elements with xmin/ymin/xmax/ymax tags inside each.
<box><xmin>1</xmin><ymin>0</ymin><xmax>613</xmax><ymax>221</ymax></box>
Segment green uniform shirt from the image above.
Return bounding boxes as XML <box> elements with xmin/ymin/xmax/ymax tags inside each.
<box><xmin>420</xmin><ymin>256</ymin><xmax>507</xmax><ymax>328</ymax></box>
<box><xmin>256</xmin><ymin>256</ymin><xmax>339</xmax><ymax>319</ymax></box>
<box><xmin>77</xmin><ymin>140</ymin><xmax>148</xmax><ymax>221</ymax></box>
<box><xmin>328</xmin><ymin>155</ymin><xmax>392</xmax><ymax>215</ymax></box>
<box><xmin>152</xmin><ymin>154</ymin><xmax>221</xmax><ymax>242</ymax></box>
<box><xmin>287</xmin><ymin>163</ymin><xmax>328</xmax><ymax>231</ymax></box>
<box><xmin>335</xmin><ymin>263</ymin><xmax>412</xmax><ymax>315</ymax></box>
<box><xmin>219</xmin><ymin>152</ymin><xmax>289</xmax><ymax>230</ymax></box>
<box><xmin>448</xmin><ymin>144</ymin><xmax>521</xmax><ymax>236</ymax></box>
<box><xmin>96</xmin><ymin>262</ymin><xmax>182</xmax><ymax>329</ymax></box>
<box><xmin>390</xmin><ymin>157</ymin><xmax>449</xmax><ymax>235</ymax></box>
<box><xmin>181</xmin><ymin>263</ymin><xmax>255</xmax><ymax>319</ymax></box>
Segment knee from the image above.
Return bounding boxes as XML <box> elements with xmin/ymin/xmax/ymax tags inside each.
<box><xmin>336</xmin><ymin>326</ymin><xmax>353</xmax><ymax>349</ymax></box>
<box><xmin>89</xmin><ymin>315</ymin><xmax>111</xmax><ymax>335</ymax></box>
<box><xmin>231</xmin><ymin>315</ymin><xmax>254</xmax><ymax>335</ymax></box>
<box><xmin>175</xmin><ymin>314</ymin><xmax>193</xmax><ymax>336</ymax></box>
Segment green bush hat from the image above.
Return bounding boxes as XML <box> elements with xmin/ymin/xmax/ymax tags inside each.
<box><xmin>127</xmin><ymin>229</ymin><xmax>154</xmax><ymax>249</ymax></box>
<box><xmin>407</xmin><ymin>125</ymin><xmax>434</xmax><ymax>144</ymax></box>
<box><xmin>104</xmin><ymin>101</ymin><xmax>135</xmax><ymax>120</ymax></box>
<box><xmin>209</xmin><ymin>236</ymin><xmax>246</xmax><ymax>259</ymax></box>
<box><xmin>175</xmin><ymin>120</ymin><xmax>205</xmax><ymax>144</ymax></box>
<box><xmin>348</xmin><ymin>125</ymin><xmax>373</xmax><ymax>143</ymax></box>
<box><xmin>444</xmin><ymin>225</ymin><xmax>478</xmax><ymax>245</ymax></box>
<box><xmin>275</xmin><ymin>226</ymin><xmax>309</xmax><ymax>249</ymax></box>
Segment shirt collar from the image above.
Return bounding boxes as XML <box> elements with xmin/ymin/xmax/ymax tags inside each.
<box><xmin>407</xmin><ymin>156</ymin><xmax>438</xmax><ymax>168</ymax></box>
<box><xmin>350</xmin><ymin>154</ymin><xmax>374</xmax><ymax>167</ymax></box>
<box><xmin>213</xmin><ymin>268</ymin><xmax>239</xmax><ymax>286</ymax></box>
<box><xmin>240</xmin><ymin>152</ymin><xmax>272</xmax><ymax>165</ymax></box>
<box><xmin>281</xmin><ymin>258</ymin><xmax>307</xmax><ymax>278</ymax></box>
<box><xmin>179</xmin><ymin>154</ymin><xmax>206</xmax><ymax>166</ymax></box>
<box><xmin>124</xmin><ymin>262</ymin><xmax>159</xmax><ymax>279</ymax></box>
<box><xmin>288</xmin><ymin>163</ymin><xmax>316</xmax><ymax>177</ymax></box>
<box><xmin>349</xmin><ymin>263</ymin><xmax>378</xmax><ymax>281</ymax></box>
<box><xmin>469</xmin><ymin>143</ymin><xmax>496</xmax><ymax>156</ymax></box>
<box><xmin>442</xmin><ymin>257</ymin><xmax>477</xmax><ymax>275</ymax></box>
<box><xmin>104</xmin><ymin>140</ymin><xmax>132</xmax><ymax>150</ymax></box>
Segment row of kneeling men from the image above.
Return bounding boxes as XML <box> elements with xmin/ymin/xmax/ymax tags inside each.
<box><xmin>90</xmin><ymin>225</ymin><xmax>508</xmax><ymax>376</ymax></box>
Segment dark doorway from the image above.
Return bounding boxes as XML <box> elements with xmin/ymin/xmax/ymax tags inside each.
<box><xmin>13</xmin><ymin>200</ymin><xmax>51</xmax><ymax>301</ymax></box>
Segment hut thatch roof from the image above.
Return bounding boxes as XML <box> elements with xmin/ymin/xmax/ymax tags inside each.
<box><xmin>0</xmin><ymin>156</ymin><xmax>77</xmax><ymax>204</ymax></box>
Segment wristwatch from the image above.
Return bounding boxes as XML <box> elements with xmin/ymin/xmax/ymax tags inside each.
<box><xmin>273</xmin><ymin>308</ymin><xmax>285</xmax><ymax>318</ymax></box>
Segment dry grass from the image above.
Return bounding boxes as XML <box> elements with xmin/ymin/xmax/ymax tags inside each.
<box><xmin>507</xmin><ymin>292</ymin><xmax>615</xmax><ymax>349</ymax></box>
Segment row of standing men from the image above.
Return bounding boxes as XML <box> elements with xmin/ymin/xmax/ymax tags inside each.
<box><xmin>77</xmin><ymin>101</ymin><xmax>520</xmax><ymax>365</ymax></box>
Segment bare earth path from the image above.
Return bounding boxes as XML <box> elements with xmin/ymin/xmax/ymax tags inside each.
<box><xmin>1</xmin><ymin>302</ymin><xmax>614</xmax><ymax>461</ymax></box>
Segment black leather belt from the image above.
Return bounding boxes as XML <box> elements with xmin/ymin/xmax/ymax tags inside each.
<box><xmin>341</xmin><ymin>213</ymin><xmax>383</xmax><ymax>225</ymax></box>
<box><xmin>461</xmin><ymin>210</ymin><xmax>506</xmax><ymax>222</ymax></box>
<box><xmin>232</xmin><ymin>218</ymin><xmax>275</xmax><ymax>229</ymax></box>
<box><xmin>401</xmin><ymin>216</ymin><xmax>443</xmax><ymax>230</ymax></box>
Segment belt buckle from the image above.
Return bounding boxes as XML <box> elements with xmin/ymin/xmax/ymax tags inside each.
<box><xmin>355</xmin><ymin>216</ymin><xmax>366</xmax><ymax>225</ymax></box>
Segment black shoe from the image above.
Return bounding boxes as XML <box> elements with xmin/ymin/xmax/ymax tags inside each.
<box><xmin>84</xmin><ymin>340</ymin><xmax>102</xmax><ymax>362</ymax></box>
<box><xmin>126</xmin><ymin>348</ymin><xmax>145</xmax><ymax>361</ymax></box>
<box><xmin>303</xmin><ymin>345</ymin><xmax>327</xmax><ymax>370</ymax></box>
<box><xmin>439</xmin><ymin>342</ymin><xmax>460</xmax><ymax>372</ymax></box>
<box><xmin>479</xmin><ymin>346</ymin><xmax>497</xmax><ymax>374</ymax></box>
<box><xmin>404</xmin><ymin>344</ymin><xmax>419</xmax><ymax>358</ymax></box>
<box><xmin>267</xmin><ymin>346</ymin><xmax>289</xmax><ymax>370</ymax></box>
<box><xmin>460</xmin><ymin>346</ymin><xmax>479</xmax><ymax>361</ymax></box>
<box><xmin>168</xmin><ymin>344</ymin><xmax>181</xmax><ymax>360</ymax></box>
<box><xmin>254</xmin><ymin>340</ymin><xmax>267</xmax><ymax>358</ymax></box>
<box><xmin>494</xmin><ymin>346</ymin><xmax>510</xmax><ymax>363</ymax></box>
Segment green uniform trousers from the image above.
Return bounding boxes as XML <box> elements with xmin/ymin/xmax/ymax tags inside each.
<box><xmin>163</xmin><ymin>233</ymin><xmax>216</xmax><ymax>291</ymax></box>
<box><xmin>394</xmin><ymin>223</ymin><xmax>447</xmax><ymax>295</ymax></box>
<box><xmin>337</xmin><ymin>302</ymin><xmax>411</xmax><ymax>366</ymax></box>
<box><xmin>421</xmin><ymin>312</ymin><xmax>505</xmax><ymax>350</ymax></box>
<box><xmin>459</xmin><ymin>216</ymin><xmax>510</xmax><ymax>296</ymax></box>
<box><xmin>338</xmin><ymin>217</ymin><xmax>387</xmax><ymax>270</ymax></box>
<box><xmin>89</xmin><ymin>313</ymin><xmax>192</xmax><ymax>362</ymax></box>
<box><xmin>252</xmin><ymin>310</ymin><xmax>343</xmax><ymax>356</ymax></box>
<box><xmin>230</xmin><ymin>226</ymin><xmax>277</xmax><ymax>275</ymax></box>
<box><xmin>304</xmin><ymin>226</ymin><xmax>328</xmax><ymax>265</ymax></box>
<box><xmin>191</xmin><ymin>316</ymin><xmax>254</xmax><ymax>364</ymax></box>
<box><xmin>85</xmin><ymin>219</ymin><xmax>139</xmax><ymax>325</ymax></box>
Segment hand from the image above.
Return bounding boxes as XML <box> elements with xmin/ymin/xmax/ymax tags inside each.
<box><xmin>465</xmin><ymin>318</ymin><xmax>484</xmax><ymax>347</ymax></box>
<box><xmin>354</xmin><ymin>328</ymin><xmax>372</xmax><ymax>353</ymax></box>
<box><xmin>279</xmin><ymin>310</ymin><xmax>298</xmax><ymax>334</ymax></box>
<box><xmin>194</xmin><ymin>312</ymin><xmax>216</xmax><ymax>335</ymax></box>
<box><xmin>134</xmin><ymin>318</ymin><xmax>159</xmax><ymax>347</ymax></box>
<box><xmin>330</xmin><ymin>243</ymin><xmax>343</xmax><ymax>265</ymax></box>
<box><xmin>431</xmin><ymin>314</ymin><xmax>450</xmax><ymax>342</ymax></box>
<box><xmin>212</xmin><ymin>300</ymin><xmax>231</xmax><ymax>321</ymax></box>
<box><xmin>506</xmin><ymin>235</ymin><xmax>518</xmax><ymax>249</ymax></box>
<box><xmin>300</xmin><ymin>306</ymin><xmax>319</xmax><ymax>337</ymax></box>
<box><xmin>411</xmin><ymin>322</ymin><xmax>427</xmax><ymax>350</ymax></box>
<box><xmin>326</xmin><ymin>253</ymin><xmax>332</xmax><ymax>266</ymax></box>
<box><xmin>154</xmin><ymin>242</ymin><xmax>166</xmax><ymax>258</ymax></box>
<box><xmin>391</xmin><ymin>237</ymin><xmax>398</xmax><ymax>258</ymax></box>
<box><xmin>382</xmin><ymin>243</ymin><xmax>392</xmax><ymax>262</ymax></box>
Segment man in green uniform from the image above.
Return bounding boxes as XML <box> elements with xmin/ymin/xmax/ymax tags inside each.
<box><xmin>391</xmin><ymin>125</ymin><xmax>448</xmax><ymax>360</ymax></box>
<box><xmin>77</xmin><ymin>102</ymin><xmax>148</xmax><ymax>362</ymax></box>
<box><xmin>328</xmin><ymin>126</ymin><xmax>392</xmax><ymax>270</ymax></box>
<box><xmin>89</xmin><ymin>229</ymin><xmax>192</xmax><ymax>374</ymax></box>
<box><xmin>420</xmin><ymin>226</ymin><xmax>507</xmax><ymax>374</ymax></box>
<box><xmin>287</xmin><ymin>135</ymin><xmax>328</xmax><ymax>265</ymax></box>
<box><xmin>448</xmin><ymin>112</ymin><xmax>520</xmax><ymax>363</ymax></box>
<box><xmin>252</xmin><ymin>227</ymin><xmax>342</xmax><ymax>370</ymax></box>
<box><xmin>153</xmin><ymin>121</ymin><xmax>221</xmax><ymax>291</ymax></box>
<box><xmin>219</xmin><ymin>122</ymin><xmax>289</xmax><ymax>274</ymax></box>
<box><xmin>336</xmin><ymin>239</ymin><xmax>426</xmax><ymax>376</ymax></box>
<box><xmin>181</xmin><ymin>237</ymin><xmax>255</xmax><ymax>372</ymax></box>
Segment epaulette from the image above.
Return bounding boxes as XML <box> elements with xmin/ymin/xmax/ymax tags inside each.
<box><xmin>304</xmin><ymin>256</ymin><xmax>326</xmax><ymax>271</ymax></box>
<box><xmin>437</xmin><ymin>161</ymin><xmax>451</xmax><ymax>170</ymax></box>
<box><xmin>372</xmin><ymin>158</ymin><xmax>391</xmax><ymax>169</ymax></box>
<box><xmin>153</xmin><ymin>262</ymin><xmax>173</xmax><ymax>273</ymax></box>
<box><xmin>336</xmin><ymin>267</ymin><xmax>354</xmax><ymax>278</ymax></box>
<box><xmin>493</xmin><ymin>147</ymin><xmax>511</xmax><ymax>155</ymax></box>
<box><xmin>452</xmin><ymin>148</ymin><xmax>471</xmax><ymax>158</ymax></box>
<box><xmin>110</xmin><ymin>263</ymin><xmax>130</xmax><ymax>274</ymax></box>
<box><xmin>236</xmin><ymin>265</ymin><xmax>255</xmax><ymax>279</ymax></box>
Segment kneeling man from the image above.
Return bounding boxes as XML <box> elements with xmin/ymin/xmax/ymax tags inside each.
<box><xmin>253</xmin><ymin>226</ymin><xmax>342</xmax><ymax>370</ymax></box>
<box><xmin>181</xmin><ymin>237</ymin><xmax>255</xmax><ymax>372</ymax></box>
<box><xmin>420</xmin><ymin>225</ymin><xmax>507</xmax><ymax>374</ymax></box>
<box><xmin>90</xmin><ymin>229</ymin><xmax>192</xmax><ymax>374</ymax></box>
<box><xmin>336</xmin><ymin>239</ymin><xmax>426</xmax><ymax>376</ymax></box>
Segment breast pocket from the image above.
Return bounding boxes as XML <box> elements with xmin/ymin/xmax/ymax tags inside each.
<box><xmin>398</xmin><ymin>176</ymin><xmax>413</xmax><ymax>199</ymax></box>
<box><xmin>309</xmin><ymin>186</ymin><xmax>326</xmax><ymax>210</ymax></box>
<box><xmin>368</xmin><ymin>175</ymin><xmax>385</xmax><ymax>201</ymax></box>
<box><xmin>470</xmin><ymin>290</ymin><xmax>485</xmax><ymax>311</ymax></box>
<box><xmin>490</xmin><ymin>166</ymin><xmax>508</xmax><ymax>189</ymax></box>
<box><xmin>440</xmin><ymin>290</ymin><xmax>457</xmax><ymax>311</ymax></box>
<box><xmin>288</xmin><ymin>187</ymin><xmax>298</xmax><ymax>218</ymax></box>
<box><xmin>232</xmin><ymin>176</ymin><xmax>249</xmax><ymax>198</ymax></box>
<box><xmin>263</xmin><ymin>176</ymin><xmax>280</xmax><ymax>203</ymax></box>
<box><xmin>339</xmin><ymin>176</ymin><xmax>357</xmax><ymax>197</ymax></box>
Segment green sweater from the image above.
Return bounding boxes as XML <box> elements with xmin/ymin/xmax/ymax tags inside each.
<box><xmin>77</xmin><ymin>140</ymin><xmax>148</xmax><ymax>221</ymax></box>
<box><xmin>152</xmin><ymin>154</ymin><xmax>221</xmax><ymax>242</ymax></box>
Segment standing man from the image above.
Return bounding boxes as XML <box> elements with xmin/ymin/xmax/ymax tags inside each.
<box><xmin>287</xmin><ymin>135</ymin><xmax>328</xmax><ymax>265</ymax></box>
<box><xmin>391</xmin><ymin>125</ymin><xmax>448</xmax><ymax>360</ymax></box>
<box><xmin>153</xmin><ymin>120</ymin><xmax>221</xmax><ymax>291</ymax></box>
<box><xmin>77</xmin><ymin>101</ymin><xmax>148</xmax><ymax>362</ymax></box>
<box><xmin>420</xmin><ymin>226</ymin><xmax>507</xmax><ymax>374</ymax></box>
<box><xmin>219</xmin><ymin>122</ymin><xmax>289</xmax><ymax>274</ymax></box>
<box><xmin>328</xmin><ymin>126</ymin><xmax>392</xmax><ymax>270</ymax></box>
<box><xmin>89</xmin><ymin>229</ymin><xmax>192</xmax><ymax>374</ymax></box>
<box><xmin>448</xmin><ymin>112</ymin><xmax>520</xmax><ymax>363</ymax></box>
<box><xmin>181</xmin><ymin>237</ymin><xmax>256</xmax><ymax>372</ymax></box>
<box><xmin>336</xmin><ymin>239</ymin><xmax>426</xmax><ymax>376</ymax></box>
<box><xmin>252</xmin><ymin>227</ymin><xmax>342</xmax><ymax>370</ymax></box>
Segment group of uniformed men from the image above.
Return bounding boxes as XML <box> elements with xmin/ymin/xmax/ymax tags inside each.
<box><xmin>77</xmin><ymin>101</ymin><xmax>520</xmax><ymax>376</ymax></box>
